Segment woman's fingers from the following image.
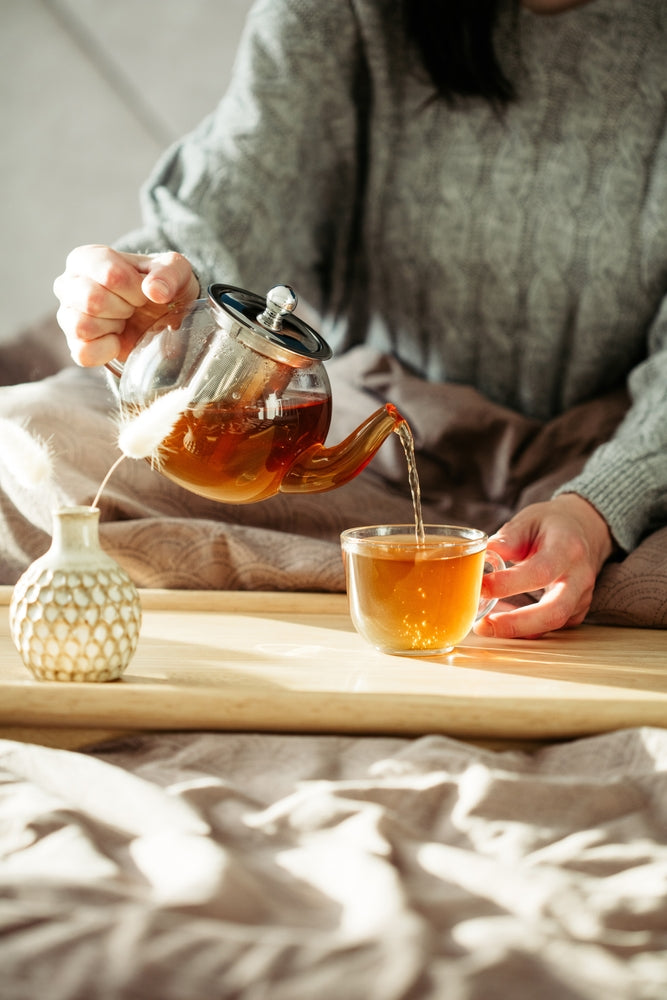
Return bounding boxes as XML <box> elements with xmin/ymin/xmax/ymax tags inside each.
<box><xmin>476</xmin><ymin>495</ymin><xmax>613</xmax><ymax>639</ymax></box>
<box><xmin>54</xmin><ymin>246</ymin><xmax>199</xmax><ymax>365</ymax></box>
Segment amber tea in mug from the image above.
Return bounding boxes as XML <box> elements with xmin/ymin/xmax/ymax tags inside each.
<box><xmin>340</xmin><ymin>525</ymin><xmax>505</xmax><ymax>655</ymax></box>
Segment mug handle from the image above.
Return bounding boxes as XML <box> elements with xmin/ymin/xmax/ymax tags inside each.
<box><xmin>475</xmin><ymin>550</ymin><xmax>506</xmax><ymax>622</ymax></box>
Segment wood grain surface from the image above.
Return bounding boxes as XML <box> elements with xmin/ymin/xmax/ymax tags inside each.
<box><xmin>1</xmin><ymin>586</ymin><xmax>666</xmax><ymax>741</ymax></box>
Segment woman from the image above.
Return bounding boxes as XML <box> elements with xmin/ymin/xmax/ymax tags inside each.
<box><xmin>43</xmin><ymin>0</ymin><xmax>667</xmax><ymax>636</ymax></box>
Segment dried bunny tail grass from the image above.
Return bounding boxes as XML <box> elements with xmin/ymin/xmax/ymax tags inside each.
<box><xmin>0</xmin><ymin>417</ymin><xmax>55</xmax><ymax>490</ymax></box>
<box><xmin>117</xmin><ymin>387</ymin><xmax>192</xmax><ymax>460</ymax></box>
<box><xmin>92</xmin><ymin>387</ymin><xmax>191</xmax><ymax>509</ymax></box>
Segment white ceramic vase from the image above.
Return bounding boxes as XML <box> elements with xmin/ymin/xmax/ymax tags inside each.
<box><xmin>9</xmin><ymin>506</ymin><xmax>142</xmax><ymax>682</ymax></box>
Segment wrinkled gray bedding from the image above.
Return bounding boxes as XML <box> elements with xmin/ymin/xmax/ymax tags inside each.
<box><xmin>2</xmin><ymin>728</ymin><xmax>667</xmax><ymax>1000</ymax></box>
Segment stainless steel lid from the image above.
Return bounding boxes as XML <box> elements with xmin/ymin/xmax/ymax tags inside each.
<box><xmin>208</xmin><ymin>283</ymin><xmax>332</xmax><ymax>367</ymax></box>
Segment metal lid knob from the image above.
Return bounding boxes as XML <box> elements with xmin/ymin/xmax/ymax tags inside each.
<box><xmin>256</xmin><ymin>285</ymin><xmax>298</xmax><ymax>332</ymax></box>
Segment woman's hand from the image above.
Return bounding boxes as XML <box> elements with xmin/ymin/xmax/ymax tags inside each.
<box><xmin>53</xmin><ymin>245</ymin><xmax>200</xmax><ymax>366</ymax></box>
<box><xmin>475</xmin><ymin>493</ymin><xmax>615</xmax><ymax>639</ymax></box>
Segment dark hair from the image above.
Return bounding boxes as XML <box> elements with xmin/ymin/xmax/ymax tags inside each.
<box><xmin>404</xmin><ymin>0</ymin><xmax>517</xmax><ymax>105</ymax></box>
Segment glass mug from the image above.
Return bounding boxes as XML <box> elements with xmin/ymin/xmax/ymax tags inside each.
<box><xmin>340</xmin><ymin>524</ymin><xmax>506</xmax><ymax>656</ymax></box>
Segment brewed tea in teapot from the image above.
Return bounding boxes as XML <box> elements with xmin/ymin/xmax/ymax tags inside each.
<box><xmin>107</xmin><ymin>282</ymin><xmax>403</xmax><ymax>504</ymax></box>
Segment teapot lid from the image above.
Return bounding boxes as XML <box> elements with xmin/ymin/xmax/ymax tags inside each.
<box><xmin>208</xmin><ymin>283</ymin><xmax>332</xmax><ymax>367</ymax></box>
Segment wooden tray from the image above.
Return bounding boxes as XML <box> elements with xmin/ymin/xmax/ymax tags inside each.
<box><xmin>1</xmin><ymin>586</ymin><xmax>666</xmax><ymax>741</ymax></box>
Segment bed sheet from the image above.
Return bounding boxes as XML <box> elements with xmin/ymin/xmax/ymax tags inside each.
<box><xmin>1</xmin><ymin>728</ymin><xmax>667</xmax><ymax>999</ymax></box>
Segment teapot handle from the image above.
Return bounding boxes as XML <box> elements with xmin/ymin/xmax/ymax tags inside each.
<box><xmin>102</xmin><ymin>297</ymin><xmax>196</xmax><ymax>388</ymax></box>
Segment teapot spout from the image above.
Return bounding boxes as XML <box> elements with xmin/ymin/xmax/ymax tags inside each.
<box><xmin>280</xmin><ymin>403</ymin><xmax>404</xmax><ymax>494</ymax></box>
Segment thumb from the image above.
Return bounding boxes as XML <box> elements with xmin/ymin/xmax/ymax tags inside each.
<box><xmin>487</xmin><ymin>510</ymin><xmax>539</xmax><ymax>563</ymax></box>
<box><xmin>139</xmin><ymin>252</ymin><xmax>198</xmax><ymax>305</ymax></box>
<box><xmin>487</xmin><ymin>531</ymin><xmax>520</xmax><ymax>562</ymax></box>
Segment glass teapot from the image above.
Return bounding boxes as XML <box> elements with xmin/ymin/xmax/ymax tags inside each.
<box><xmin>106</xmin><ymin>282</ymin><xmax>403</xmax><ymax>504</ymax></box>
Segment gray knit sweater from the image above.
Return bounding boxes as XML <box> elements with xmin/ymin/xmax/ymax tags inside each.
<box><xmin>117</xmin><ymin>0</ymin><xmax>667</xmax><ymax>553</ymax></box>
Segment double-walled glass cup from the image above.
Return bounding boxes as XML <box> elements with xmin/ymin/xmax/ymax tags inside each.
<box><xmin>341</xmin><ymin>524</ymin><xmax>505</xmax><ymax>655</ymax></box>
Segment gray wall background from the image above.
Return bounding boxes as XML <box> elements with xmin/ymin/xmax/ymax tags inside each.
<box><xmin>1</xmin><ymin>0</ymin><xmax>253</xmax><ymax>343</ymax></box>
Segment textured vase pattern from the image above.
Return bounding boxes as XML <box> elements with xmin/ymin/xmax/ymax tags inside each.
<box><xmin>9</xmin><ymin>506</ymin><xmax>142</xmax><ymax>682</ymax></box>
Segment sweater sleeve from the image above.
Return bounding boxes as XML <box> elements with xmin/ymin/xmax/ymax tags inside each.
<box><xmin>114</xmin><ymin>0</ymin><xmax>366</xmax><ymax>319</ymax></box>
<box><xmin>554</xmin><ymin>297</ymin><xmax>667</xmax><ymax>552</ymax></box>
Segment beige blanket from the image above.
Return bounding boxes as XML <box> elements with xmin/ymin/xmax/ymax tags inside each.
<box><xmin>1</xmin><ymin>727</ymin><xmax>667</xmax><ymax>999</ymax></box>
<box><xmin>1</xmin><ymin>315</ymin><xmax>666</xmax><ymax>627</ymax></box>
